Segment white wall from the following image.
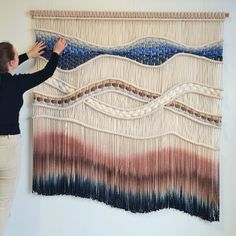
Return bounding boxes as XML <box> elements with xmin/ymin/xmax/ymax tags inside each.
<box><xmin>0</xmin><ymin>1</ymin><xmax>236</xmax><ymax>236</ymax></box>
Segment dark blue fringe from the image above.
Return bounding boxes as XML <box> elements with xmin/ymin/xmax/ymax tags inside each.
<box><xmin>33</xmin><ymin>175</ymin><xmax>219</xmax><ymax>221</ymax></box>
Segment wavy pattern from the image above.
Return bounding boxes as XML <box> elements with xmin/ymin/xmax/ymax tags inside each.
<box><xmin>35</xmin><ymin>30</ymin><xmax>223</xmax><ymax>69</ymax></box>
<box><xmin>36</xmin><ymin>78</ymin><xmax>222</xmax><ymax>99</ymax></box>
<box><xmin>34</xmin><ymin>80</ymin><xmax>221</xmax><ymax>125</ymax></box>
<box><xmin>39</xmin><ymin>80</ymin><xmax>220</xmax><ymax>116</ymax></box>
<box><xmin>35</xmin><ymin>78</ymin><xmax>222</xmax><ymax>120</ymax></box>
<box><xmin>33</xmin><ymin>82</ymin><xmax>221</xmax><ymax>120</ymax></box>
<box><xmin>33</xmin><ymin>97</ymin><xmax>221</xmax><ymax>128</ymax></box>
<box><xmin>83</xmin><ymin>83</ymin><xmax>220</xmax><ymax>118</ymax></box>
<box><xmin>87</xmin><ymin>98</ymin><xmax>221</xmax><ymax>127</ymax></box>
<box><xmin>35</xmin><ymin>54</ymin><xmax>223</xmax><ymax>96</ymax></box>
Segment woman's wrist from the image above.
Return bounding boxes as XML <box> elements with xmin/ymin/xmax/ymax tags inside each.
<box><xmin>53</xmin><ymin>38</ymin><xmax>67</xmax><ymax>55</ymax></box>
<box><xmin>26</xmin><ymin>52</ymin><xmax>32</xmax><ymax>58</ymax></box>
<box><xmin>52</xmin><ymin>50</ymin><xmax>61</xmax><ymax>55</ymax></box>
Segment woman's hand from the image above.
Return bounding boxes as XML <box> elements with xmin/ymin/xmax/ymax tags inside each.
<box><xmin>27</xmin><ymin>41</ymin><xmax>46</xmax><ymax>58</ymax></box>
<box><xmin>53</xmin><ymin>37</ymin><xmax>67</xmax><ymax>55</ymax></box>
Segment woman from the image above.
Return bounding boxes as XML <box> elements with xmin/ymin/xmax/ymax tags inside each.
<box><xmin>0</xmin><ymin>38</ymin><xmax>67</xmax><ymax>235</ymax></box>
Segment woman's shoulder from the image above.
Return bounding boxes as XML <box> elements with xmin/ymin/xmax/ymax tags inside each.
<box><xmin>0</xmin><ymin>73</ymin><xmax>13</xmax><ymax>80</ymax></box>
<box><xmin>1</xmin><ymin>73</ymin><xmax>27</xmax><ymax>80</ymax></box>
<box><xmin>0</xmin><ymin>73</ymin><xmax>25</xmax><ymax>92</ymax></box>
<box><xmin>0</xmin><ymin>73</ymin><xmax>11</xmax><ymax>86</ymax></box>
<box><xmin>0</xmin><ymin>73</ymin><xmax>23</xmax><ymax>86</ymax></box>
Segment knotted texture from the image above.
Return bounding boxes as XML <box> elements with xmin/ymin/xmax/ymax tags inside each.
<box><xmin>31</xmin><ymin>11</ymin><xmax>227</xmax><ymax>221</ymax></box>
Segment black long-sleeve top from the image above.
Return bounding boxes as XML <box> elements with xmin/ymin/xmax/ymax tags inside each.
<box><xmin>0</xmin><ymin>52</ymin><xmax>59</xmax><ymax>135</ymax></box>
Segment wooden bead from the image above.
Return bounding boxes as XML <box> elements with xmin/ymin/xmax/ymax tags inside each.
<box><xmin>112</xmin><ymin>83</ymin><xmax>119</xmax><ymax>87</ymax></box>
<box><xmin>77</xmin><ymin>92</ymin><xmax>83</xmax><ymax>97</ymax></box>
<box><xmin>91</xmin><ymin>86</ymin><xmax>97</xmax><ymax>91</ymax></box>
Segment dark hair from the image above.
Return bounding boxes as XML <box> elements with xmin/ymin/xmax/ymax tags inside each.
<box><xmin>0</xmin><ymin>42</ymin><xmax>15</xmax><ymax>73</ymax></box>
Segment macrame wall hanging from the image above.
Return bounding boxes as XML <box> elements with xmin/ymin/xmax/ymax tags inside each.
<box><xmin>30</xmin><ymin>10</ymin><xmax>228</xmax><ymax>221</ymax></box>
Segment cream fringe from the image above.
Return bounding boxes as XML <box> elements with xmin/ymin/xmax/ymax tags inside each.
<box><xmin>33</xmin><ymin>102</ymin><xmax>220</xmax><ymax>148</ymax></box>
<box><xmin>31</xmin><ymin>15</ymin><xmax>226</xmax><ymax>46</ymax></box>
<box><xmin>33</xmin><ymin>116</ymin><xmax>219</xmax><ymax>156</ymax></box>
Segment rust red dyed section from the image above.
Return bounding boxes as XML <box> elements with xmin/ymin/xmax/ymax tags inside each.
<box><xmin>33</xmin><ymin>132</ymin><xmax>219</xmax><ymax>205</ymax></box>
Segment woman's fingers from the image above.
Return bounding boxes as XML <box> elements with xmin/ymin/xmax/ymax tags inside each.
<box><xmin>34</xmin><ymin>41</ymin><xmax>45</xmax><ymax>48</ymax></box>
<box><xmin>38</xmin><ymin>50</ymin><xmax>45</xmax><ymax>55</ymax></box>
<box><xmin>27</xmin><ymin>41</ymin><xmax>47</xmax><ymax>58</ymax></box>
<box><xmin>35</xmin><ymin>41</ymin><xmax>46</xmax><ymax>49</ymax></box>
<box><xmin>53</xmin><ymin>37</ymin><xmax>67</xmax><ymax>54</ymax></box>
<box><xmin>31</xmin><ymin>37</ymin><xmax>68</xmax><ymax>56</ymax></box>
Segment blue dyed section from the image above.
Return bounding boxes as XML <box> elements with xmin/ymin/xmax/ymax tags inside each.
<box><xmin>35</xmin><ymin>31</ymin><xmax>223</xmax><ymax>70</ymax></box>
<box><xmin>33</xmin><ymin>174</ymin><xmax>219</xmax><ymax>221</ymax></box>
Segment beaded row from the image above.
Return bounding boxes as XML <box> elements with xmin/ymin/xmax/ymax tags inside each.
<box><xmin>33</xmin><ymin>80</ymin><xmax>222</xmax><ymax>123</ymax></box>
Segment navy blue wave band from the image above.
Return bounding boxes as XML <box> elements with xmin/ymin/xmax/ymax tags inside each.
<box><xmin>36</xmin><ymin>31</ymin><xmax>223</xmax><ymax>70</ymax></box>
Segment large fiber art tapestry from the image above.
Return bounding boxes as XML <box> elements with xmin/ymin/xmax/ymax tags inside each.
<box><xmin>30</xmin><ymin>11</ymin><xmax>228</xmax><ymax>221</ymax></box>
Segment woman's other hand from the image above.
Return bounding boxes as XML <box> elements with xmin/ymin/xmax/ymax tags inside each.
<box><xmin>27</xmin><ymin>41</ymin><xmax>46</xmax><ymax>58</ymax></box>
<box><xmin>53</xmin><ymin>37</ymin><xmax>67</xmax><ymax>55</ymax></box>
